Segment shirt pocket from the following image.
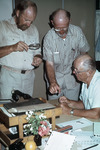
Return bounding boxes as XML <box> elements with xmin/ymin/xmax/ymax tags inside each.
<box><xmin>53</xmin><ymin>52</ymin><xmax>61</xmax><ymax>65</ymax></box>
<box><xmin>6</xmin><ymin>34</ymin><xmax>19</xmax><ymax>45</ymax></box>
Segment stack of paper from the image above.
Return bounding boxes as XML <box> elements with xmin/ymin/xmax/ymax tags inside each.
<box><xmin>44</xmin><ymin>131</ymin><xmax>75</xmax><ymax>150</ymax></box>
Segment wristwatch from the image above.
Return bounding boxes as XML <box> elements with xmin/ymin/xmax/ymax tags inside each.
<box><xmin>70</xmin><ymin>109</ymin><xmax>74</xmax><ymax>115</ymax></box>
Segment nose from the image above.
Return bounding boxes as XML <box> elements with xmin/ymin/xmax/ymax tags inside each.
<box><xmin>26</xmin><ymin>21</ymin><xmax>31</xmax><ymax>27</ymax></box>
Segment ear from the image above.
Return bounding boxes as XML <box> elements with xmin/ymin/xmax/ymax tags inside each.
<box><xmin>51</xmin><ymin>20</ymin><xmax>54</xmax><ymax>26</ymax></box>
<box><xmin>87</xmin><ymin>70</ymin><xmax>91</xmax><ymax>76</ymax></box>
<box><xmin>16</xmin><ymin>10</ymin><xmax>20</xmax><ymax>17</ymax></box>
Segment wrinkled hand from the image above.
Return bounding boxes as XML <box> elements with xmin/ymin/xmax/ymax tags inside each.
<box><xmin>49</xmin><ymin>82</ymin><xmax>61</xmax><ymax>94</ymax></box>
<box><xmin>32</xmin><ymin>57</ymin><xmax>42</xmax><ymax>67</ymax></box>
<box><xmin>13</xmin><ymin>41</ymin><xmax>28</xmax><ymax>52</ymax></box>
<box><xmin>59</xmin><ymin>96</ymin><xmax>69</xmax><ymax>103</ymax></box>
<box><xmin>60</xmin><ymin>102</ymin><xmax>71</xmax><ymax>115</ymax></box>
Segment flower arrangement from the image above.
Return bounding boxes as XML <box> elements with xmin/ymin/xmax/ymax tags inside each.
<box><xmin>24</xmin><ymin>110</ymin><xmax>51</xmax><ymax>137</ymax></box>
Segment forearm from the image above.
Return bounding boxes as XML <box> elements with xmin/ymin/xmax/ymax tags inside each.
<box><xmin>45</xmin><ymin>61</ymin><xmax>57</xmax><ymax>84</ymax></box>
<box><xmin>0</xmin><ymin>45</ymin><xmax>13</xmax><ymax>58</ymax></box>
<box><xmin>68</xmin><ymin>100</ymin><xmax>84</xmax><ymax>109</ymax></box>
<box><xmin>72</xmin><ymin>108</ymin><xmax>100</xmax><ymax>119</ymax></box>
<box><xmin>0</xmin><ymin>41</ymin><xmax>29</xmax><ymax>58</ymax></box>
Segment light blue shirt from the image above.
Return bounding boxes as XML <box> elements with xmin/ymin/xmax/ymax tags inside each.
<box><xmin>80</xmin><ymin>70</ymin><xmax>100</xmax><ymax>109</ymax></box>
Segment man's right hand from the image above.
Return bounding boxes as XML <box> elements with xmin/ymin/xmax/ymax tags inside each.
<box><xmin>13</xmin><ymin>41</ymin><xmax>28</xmax><ymax>52</ymax></box>
<box><xmin>49</xmin><ymin>82</ymin><xmax>61</xmax><ymax>94</ymax></box>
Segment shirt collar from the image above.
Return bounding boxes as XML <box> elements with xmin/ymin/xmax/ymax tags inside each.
<box><xmin>90</xmin><ymin>70</ymin><xmax>99</xmax><ymax>86</ymax></box>
<box><xmin>10</xmin><ymin>17</ymin><xmax>16</xmax><ymax>25</ymax></box>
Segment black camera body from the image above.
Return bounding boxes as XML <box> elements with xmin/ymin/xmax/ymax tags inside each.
<box><xmin>12</xmin><ymin>90</ymin><xmax>32</xmax><ymax>102</ymax></box>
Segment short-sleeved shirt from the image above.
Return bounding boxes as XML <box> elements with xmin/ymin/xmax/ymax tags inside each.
<box><xmin>80</xmin><ymin>70</ymin><xmax>100</xmax><ymax>109</ymax></box>
<box><xmin>43</xmin><ymin>24</ymin><xmax>90</xmax><ymax>89</ymax></box>
<box><xmin>0</xmin><ymin>17</ymin><xmax>41</xmax><ymax>70</ymax></box>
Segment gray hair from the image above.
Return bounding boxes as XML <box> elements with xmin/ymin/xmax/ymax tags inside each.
<box><xmin>75</xmin><ymin>54</ymin><xmax>96</xmax><ymax>71</ymax></box>
<box><xmin>82</xmin><ymin>58</ymin><xmax>96</xmax><ymax>71</ymax></box>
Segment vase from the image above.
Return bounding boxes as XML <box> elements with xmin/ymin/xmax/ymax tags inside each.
<box><xmin>25</xmin><ymin>140</ymin><xmax>37</xmax><ymax>150</ymax></box>
<box><xmin>34</xmin><ymin>134</ymin><xmax>42</xmax><ymax>146</ymax></box>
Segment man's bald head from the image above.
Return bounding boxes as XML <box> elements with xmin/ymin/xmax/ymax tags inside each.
<box><xmin>51</xmin><ymin>9</ymin><xmax>71</xmax><ymax>24</ymax></box>
<box><xmin>74</xmin><ymin>54</ymin><xmax>96</xmax><ymax>71</ymax></box>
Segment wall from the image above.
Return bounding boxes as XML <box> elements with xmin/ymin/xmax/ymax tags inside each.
<box><xmin>0</xmin><ymin>0</ymin><xmax>12</xmax><ymax>20</ymax></box>
<box><xmin>0</xmin><ymin>0</ymin><xmax>96</xmax><ymax>99</ymax></box>
<box><xmin>64</xmin><ymin>0</ymin><xmax>95</xmax><ymax>57</ymax></box>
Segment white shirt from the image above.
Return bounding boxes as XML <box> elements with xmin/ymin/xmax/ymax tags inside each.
<box><xmin>0</xmin><ymin>17</ymin><xmax>41</xmax><ymax>69</ymax></box>
<box><xmin>80</xmin><ymin>70</ymin><xmax>100</xmax><ymax>109</ymax></box>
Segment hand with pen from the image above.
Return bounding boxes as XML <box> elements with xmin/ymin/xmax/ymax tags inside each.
<box><xmin>49</xmin><ymin>82</ymin><xmax>61</xmax><ymax>95</ymax></box>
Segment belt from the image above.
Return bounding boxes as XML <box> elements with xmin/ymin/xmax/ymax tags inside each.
<box><xmin>2</xmin><ymin>65</ymin><xmax>32</xmax><ymax>74</ymax></box>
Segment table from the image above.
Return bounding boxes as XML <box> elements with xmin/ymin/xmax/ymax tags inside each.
<box><xmin>55</xmin><ymin>114</ymin><xmax>100</xmax><ymax>150</ymax></box>
<box><xmin>0</xmin><ymin>99</ymin><xmax>62</xmax><ymax>148</ymax></box>
<box><xmin>0</xmin><ymin>99</ymin><xmax>100</xmax><ymax>150</ymax></box>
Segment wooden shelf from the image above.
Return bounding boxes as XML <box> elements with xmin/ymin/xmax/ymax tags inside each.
<box><xmin>0</xmin><ymin>100</ymin><xmax>62</xmax><ymax>147</ymax></box>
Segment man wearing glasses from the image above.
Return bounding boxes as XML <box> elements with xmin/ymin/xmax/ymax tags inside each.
<box><xmin>59</xmin><ymin>54</ymin><xmax>100</xmax><ymax>119</ymax></box>
<box><xmin>43</xmin><ymin>9</ymin><xmax>89</xmax><ymax>100</ymax></box>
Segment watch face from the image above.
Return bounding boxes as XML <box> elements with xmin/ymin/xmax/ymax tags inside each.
<box><xmin>70</xmin><ymin>109</ymin><xmax>74</xmax><ymax>115</ymax></box>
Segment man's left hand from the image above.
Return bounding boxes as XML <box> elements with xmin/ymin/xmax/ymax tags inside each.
<box><xmin>60</xmin><ymin>102</ymin><xmax>72</xmax><ymax>115</ymax></box>
<box><xmin>32</xmin><ymin>56</ymin><xmax>42</xmax><ymax>67</ymax></box>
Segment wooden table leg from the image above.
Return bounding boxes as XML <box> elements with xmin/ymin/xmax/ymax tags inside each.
<box><xmin>18</xmin><ymin>116</ymin><xmax>24</xmax><ymax>139</ymax></box>
<box><xmin>51</xmin><ymin>110</ymin><xmax>56</xmax><ymax>130</ymax></box>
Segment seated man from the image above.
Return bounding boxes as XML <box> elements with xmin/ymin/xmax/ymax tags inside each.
<box><xmin>59</xmin><ymin>54</ymin><xmax>100</xmax><ymax>119</ymax></box>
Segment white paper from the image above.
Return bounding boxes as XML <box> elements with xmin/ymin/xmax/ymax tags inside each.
<box><xmin>56</xmin><ymin>117</ymin><xmax>93</xmax><ymax>130</ymax></box>
<box><xmin>44</xmin><ymin>131</ymin><xmax>75</xmax><ymax>150</ymax></box>
<box><xmin>71</xmin><ymin>130</ymin><xmax>100</xmax><ymax>150</ymax></box>
<box><xmin>94</xmin><ymin>122</ymin><xmax>100</xmax><ymax>136</ymax></box>
<box><xmin>0</xmin><ymin>107</ymin><xmax>15</xmax><ymax>117</ymax></box>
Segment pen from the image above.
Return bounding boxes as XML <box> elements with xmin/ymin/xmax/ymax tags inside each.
<box><xmin>83</xmin><ymin>144</ymin><xmax>98</xmax><ymax>150</ymax></box>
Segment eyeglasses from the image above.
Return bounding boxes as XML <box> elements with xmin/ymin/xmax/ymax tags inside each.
<box><xmin>71</xmin><ymin>66</ymin><xmax>88</xmax><ymax>74</ymax></box>
<box><xmin>54</xmin><ymin>27</ymin><xmax>67</xmax><ymax>32</ymax></box>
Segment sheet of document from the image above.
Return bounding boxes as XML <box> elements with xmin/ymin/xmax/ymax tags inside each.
<box><xmin>56</xmin><ymin>117</ymin><xmax>93</xmax><ymax>130</ymax></box>
<box><xmin>44</xmin><ymin>131</ymin><xmax>75</xmax><ymax>150</ymax></box>
<box><xmin>71</xmin><ymin>130</ymin><xmax>100</xmax><ymax>150</ymax></box>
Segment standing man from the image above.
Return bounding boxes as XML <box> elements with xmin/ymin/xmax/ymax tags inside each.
<box><xmin>0</xmin><ymin>0</ymin><xmax>42</xmax><ymax>99</ymax></box>
<box><xmin>59</xmin><ymin>54</ymin><xmax>100</xmax><ymax>119</ymax></box>
<box><xmin>43</xmin><ymin>9</ymin><xmax>89</xmax><ymax>100</ymax></box>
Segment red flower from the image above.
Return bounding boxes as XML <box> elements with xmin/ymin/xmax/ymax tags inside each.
<box><xmin>40</xmin><ymin>121</ymin><xmax>47</xmax><ymax>126</ymax></box>
<box><xmin>38</xmin><ymin>126</ymin><xmax>50</xmax><ymax>137</ymax></box>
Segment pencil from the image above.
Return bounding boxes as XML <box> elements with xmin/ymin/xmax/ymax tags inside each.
<box><xmin>83</xmin><ymin>144</ymin><xmax>98</xmax><ymax>150</ymax></box>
